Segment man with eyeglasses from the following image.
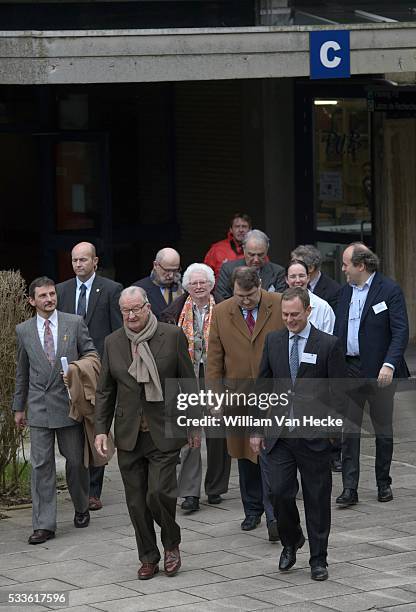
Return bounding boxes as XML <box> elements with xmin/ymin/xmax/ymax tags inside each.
<box><xmin>215</xmin><ymin>230</ymin><xmax>286</xmax><ymax>303</ymax></box>
<box><xmin>133</xmin><ymin>247</ymin><xmax>183</xmax><ymax>318</ymax></box>
<box><xmin>94</xmin><ymin>286</ymin><xmax>200</xmax><ymax>580</ymax></box>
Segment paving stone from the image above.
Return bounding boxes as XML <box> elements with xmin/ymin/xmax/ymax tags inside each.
<box><xmin>381</xmin><ymin>605</ymin><xmax>416</xmax><ymax>611</ymax></box>
<box><xmin>119</xmin><ymin>569</ymin><xmax>230</xmax><ymax>594</ymax></box>
<box><xmin>157</xmin><ymin>595</ymin><xmax>274</xmax><ymax>611</ymax></box>
<box><xmin>182</xmin><ymin>576</ymin><xmax>296</xmax><ymax>599</ymax></box>
<box><xmin>372</xmin><ymin>535</ymin><xmax>416</xmax><ymax>553</ymax></box>
<box><xmin>350</xmin><ymin>550</ymin><xmax>416</xmax><ymax>571</ymax></box>
<box><xmin>162</xmin><ymin>550</ymin><xmax>250</xmax><ymax>571</ymax></box>
<box><xmin>24</xmin><ymin>540</ymin><xmax>133</xmax><ymax>563</ymax></box>
<box><xmin>0</xmin><ymin>576</ymin><xmax>16</xmax><ymax>587</ymax></box>
<box><xmin>328</xmin><ymin>526</ymin><xmax>406</xmax><ymax>547</ymax></box>
<box><xmin>326</xmin><ymin>543</ymin><xmax>397</xmax><ymax>563</ymax></box>
<box><xmin>253</xmin><ymin>581</ymin><xmax>359</xmax><ymax>605</ymax></box>
<box><xmin>316</xmin><ymin>587</ymin><xmax>416</xmax><ymax>611</ymax></box>
<box><xmin>336</xmin><ymin>573</ymin><xmax>416</xmax><ymax>590</ymax></box>
<box><xmin>206</xmin><ymin>557</ymin><xmax>280</xmax><ymax>579</ymax></box>
<box><xmin>93</xmin><ymin>591</ymin><xmax>204</xmax><ymax>611</ymax></box>
<box><xmin>61</xmin><ymin>585</ymin><xmax>139</xmax><ymax>607</ymax></box>
<box><xmin>180</xmin><ymin>533</ymin><xmax>260</xmax><ymax>554</ymax></box>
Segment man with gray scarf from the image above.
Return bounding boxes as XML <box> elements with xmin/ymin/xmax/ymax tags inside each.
<box><xmin>94</xmin><ymin>286</ymin><xmax>200</xmax><ymax>580</ymax></box>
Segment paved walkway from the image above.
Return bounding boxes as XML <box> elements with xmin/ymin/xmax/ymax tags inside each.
<box><xmin>1</xmin><ymin>380</ymin><xmax>416</xmax><ymax>611</ymax></box>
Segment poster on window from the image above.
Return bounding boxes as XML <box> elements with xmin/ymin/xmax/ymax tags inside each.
<box><xmin>319</xmin><ymin>171</ymin><xmax>343</xmax><ymax>201</ymax></box>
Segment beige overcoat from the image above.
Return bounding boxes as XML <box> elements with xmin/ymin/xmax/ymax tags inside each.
<box><xmin>206</xmin><ymin>290</ymin><xmax>284</xmax><ymax>462</ymax></box>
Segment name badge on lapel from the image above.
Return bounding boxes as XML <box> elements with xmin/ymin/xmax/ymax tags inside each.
<box><xmin>372</xmin><ymin>301</ymin><xmax>388</xmax><ymax>315</ymax></box>
<box><xmin>301</xmin><ymin>352</ymin><xmax>317</xmax><ymax>365</ymax></box>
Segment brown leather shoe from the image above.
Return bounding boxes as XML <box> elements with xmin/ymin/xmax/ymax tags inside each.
<box><xmin>88</xmin><ymin>496</ymin><xmax>103</xmax><ymax>511</ymax></box>
<box><xmin>137</xmin><ymin>562</ymin><xmax>159</xmax><ymax>580</ymax></box>
<box><xmin>28</xmin><ymin>529</ymin><xmax>55</xmax><ymax>545</ymax></box>
<box><xmin>164</xmin><ymin>546</ymin><xmax>181</xmax><ymax>577</ymax></box>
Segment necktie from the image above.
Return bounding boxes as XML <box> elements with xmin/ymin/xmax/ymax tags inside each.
<box><xmin>43</xmin><ymin>319</ymin><xmax>55</xmax><ymax>365</ymax></box>
<box><xmin>288</xmin><ymin>335</ymin><xmax>299</xmax><ymax>430</ymax></box>
<box><xmin>289</xmin><ymin>334</ymin><xmax>299</xmax><ymax>383</ymax></box>
<box><xmin>77</xmin><ymin>283</ymin><xmax>87</xmax><ymax>317</ymax></box>
<box><xmin>245</xmin><ymin>310</ymin><xmax>255</xmax><ymax>335</ymax></box>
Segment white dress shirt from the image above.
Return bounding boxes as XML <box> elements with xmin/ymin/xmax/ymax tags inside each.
<box><xmin>308</xmin><ymin>290</ymin><xmax>335</xmax><ymax>334</ymax></box>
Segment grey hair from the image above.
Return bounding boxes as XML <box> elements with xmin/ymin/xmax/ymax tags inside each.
<box><xmin>243</xmin><ymin>229</ymin><xmax>270</xmax><ymax>250</ymax></box>
<box><xmin>119</xmin><ymin>286</ymin><xmax>148</xmax><ymax>304</ymax></box>
<box><xmin>291</xmin><ymin>244</ymin><xmax>322</xmax><ymax>271</ymax></box>
<box><xmin>349</xmin><ymin>243</ymin><xmax>380</xmax><ymax>273</ymax></box>
<box><xmin>182</xmin><ymin>263</ymin><xmax>215</xmax><ymax>291</ymax></box>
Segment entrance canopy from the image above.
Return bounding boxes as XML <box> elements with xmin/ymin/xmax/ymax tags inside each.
<box><xmin>1</xmin><ymin>1</ymin><xmax>416</xmax><ymax>84</ymax></box>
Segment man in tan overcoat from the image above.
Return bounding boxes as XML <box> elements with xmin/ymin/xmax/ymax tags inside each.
<box><xmin>206</xmin><ymin>267</ymin><xmax>284</xmax><ymax>539</ymax></box>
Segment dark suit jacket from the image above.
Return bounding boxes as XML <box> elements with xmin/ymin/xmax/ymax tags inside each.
<box><xmin>94</xmin><ymin>322</ymin><xmax>198</xmax><ymax>452</ymax></box>
<box><xmin>256</xmin><ymin>325</ymin><xmax>347</xmax><ymax>452</ymax></box>
<box><xmin>56</xmin><ymin>275</ymin><xmax>123</xmax><ymax>357</ymax></box>
<box><xmin>312</xmin><ymin>272</ymin><xmax>341</xmax><ymax>311</ymax></box>
<box><xmin>133</xmin><ymin>276</ymin><xmax>171</xmax><ymax>319</ymax></box>
<box><xmin>215</xmin><ymin>259</ymin><xmax>286</xmax><ymax>302</ymax></box>
<box><xmin>334</xmin><ymin>272</ymin><xmax>409</xmax><ymax>379</ymax></box>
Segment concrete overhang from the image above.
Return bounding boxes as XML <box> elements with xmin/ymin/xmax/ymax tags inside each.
<box><xmin>1</xmin><ymin>22</ymin><xmax>416</xmax><ymax>84</ymax></box>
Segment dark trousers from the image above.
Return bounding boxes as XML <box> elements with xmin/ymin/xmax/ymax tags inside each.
<box><xmin>267</xmin><ymin>438</ymin><xmax>332</xmax><ymax>568</ymax></box>
<box><xmin>89</xmin><ymin>465</ymin><xmax>105</xmax><ymax>498</ymax></box>
<box><xmin>117</xmin><ymin>432</ymin><xmax>181</xmax><ymax>564</ymax></box>
<box><xmin>343</xmin><ymin>359</ymin><xmax>395</xmax><ymax>489</ymax></box>
<box><xmin>238</xmin><ymin>458</ymin><xmax>264</xmax><ymax>518</ymax></box>
<box><xmin>205</xmin><ymin>435</ymin><xmax>231</xmax><ymax>495</ymax></box>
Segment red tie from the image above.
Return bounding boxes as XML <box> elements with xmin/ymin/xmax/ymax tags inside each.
<box><xmin>245</xmin><ymin>310</ymin><xmax>255</xmax><ymax>335</ymax></box>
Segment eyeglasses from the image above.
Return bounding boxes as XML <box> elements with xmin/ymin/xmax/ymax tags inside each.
<box><xmin>156</xmin><ymin>262</ymin><xmax>181</xmax><ymax>274</ymax></box>
<box><xmin>120</xmin><ymin>303</ymin><xmax>149</xmax><ymax>316</ymax></box>
<box><xmin>188</xmin><ymin>280</ymin><xmax>209</xmax><ymax>288</ymax></box>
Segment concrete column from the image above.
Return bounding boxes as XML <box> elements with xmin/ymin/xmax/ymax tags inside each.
<box><xmin>262</xmin><ymin>78</ymin><xmax>295</xmax><ymax>264</ymax></box>
<box><xmin>256</xmin><ymin>0</ymin><xmax>292</xmax><ymax>26</ymax></box>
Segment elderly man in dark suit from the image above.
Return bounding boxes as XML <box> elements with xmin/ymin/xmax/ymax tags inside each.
<box><xmin>13</xmin><ymin>276</ymin><xmax>97</xmax><ymax>544</ymax></box>
<box><xmin>56</xmin><ymin>241</ymin><xmax>123</xmax><ymax>510</ymax></box>
<box><xmin>291</xmin><ymin>244</ymin><xmax>341</xmax><ymax>311</ymax></box>
<box><xmin>133</xmin><ymin>247</ymin><xmax>183</xmax><ymax>318</ymax></box>
<box><xmin>94</xmin><ymin>286</ymin><xmax>200</xmax><ymax>580</ymax></box>
<box><xmin>334</xmin><ymin>243</ymin><xmax>409</xmax><ymax>507</ymax></box>
<box><xmin>250</xmin><ymin>287</ymin><xmax>347</xmax><ymax>581</ymax></box>
<box><xmin>215</xmin><ymin>230</ymin><xmax>286</xmax><ymax>302</ymax></box>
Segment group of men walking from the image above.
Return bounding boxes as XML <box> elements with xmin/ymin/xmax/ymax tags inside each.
<box><xmin>12</xmin><ymin>212</ymin><xmax>409</xmax><ymax>583</ymax></box>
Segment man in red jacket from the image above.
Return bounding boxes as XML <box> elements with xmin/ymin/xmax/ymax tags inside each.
<box><xmin>204</xmin><ymin>213</ymin><xmax>251</xmax><ymax>280</ymax></box>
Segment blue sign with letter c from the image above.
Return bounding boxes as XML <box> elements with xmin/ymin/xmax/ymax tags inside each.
<box><xmin>310</xmin><ymin>30</ymin><xmax>350</xmax><ymax>79</ymax></box>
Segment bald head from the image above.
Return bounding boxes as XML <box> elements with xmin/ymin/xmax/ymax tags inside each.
<box><xmin>153</xmin><ymin>247</ymin><xmax>181</xmax><ymax>287</ymax></box>
<box><xmin>71</xmin><ymin>242</ymin><xmax>98</xmax><ymax>282</ymax></box>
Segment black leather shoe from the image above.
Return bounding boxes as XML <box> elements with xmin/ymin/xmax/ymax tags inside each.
<box><xmin>241</xmin><ymin>515</ymin><xmax>261</xmax><ymax>531</ymax></box>
<box><xmin>28</xmin><ymin>529</ymin><xmax>55</xmax><ymax>545</ymax></box>
<box><xmin>336</xmin><ymin>488</ymin><xmax>358</xmax><ymax>507</ymax></box>
<box><xmin>207</xmin><ymin>494</ymin><xmax>222</xmax><ymax>505</ymax></box>
<box><xmin>279</xmin><ymin>534</ymin><xmax>305</xmax><ymax>571</ymax></box>
<box><xmin>181</xmin><ymin>496</ymin><xmax>199</xmax><ymax>512</ymax></box>
<box><xmin>330</xmin><ymin>458</ymin><xmax>342</xmax><ymax>473</ymax></box>
<box><xmin>74</xmin><ymin>510</ymin><xmax>90</xmax><ymax>528</ymax></box>
<box><xmin>378</xmin><ymin>485</ymin><xmax>393</xmax><ymax>502</ymax></box>
<box><xmin>311</xmin><ymin>565</ymin><xmax>328</xmax><ymax>581</ymax></box>
<box><xmin>267</xmin><ymin>520</ymin><xmax>280</xmax><ymax>542</ymax></box>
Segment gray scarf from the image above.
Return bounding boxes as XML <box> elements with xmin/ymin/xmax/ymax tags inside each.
<box><xmin>124</xmin><ymin>312</ymin><xmax>163</xmax><ymax>402</ymax></box>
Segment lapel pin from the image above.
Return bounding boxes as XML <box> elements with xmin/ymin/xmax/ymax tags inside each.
<box><xmin>96</xmin><ymin>288</ymin><xmax>100</xmax><ymax>292</ymax></box>
<box><xmin>63</xmin><ymin>334</ymin><xmax>68</xmax><ymax>342</ymax></box>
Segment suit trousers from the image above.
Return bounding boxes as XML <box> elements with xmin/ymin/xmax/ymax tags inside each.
<box><xmin>117</xmin><ymin>431</ymin><xmax>181</xmax><ymax>564</ymax></box>
<box><xmin>30</xmin><ymin>424</ymin><xmax>89</xmax><ymax>532</ymax></box>
<box><xmin>342</xmin><ymin>359</ymin><xmax>395</xmax><ymax>489</ymax></box>
<box><xmin>178</xmin><ymin>432</ymin><xmax>231</xmax><ymax>498</ymax></box>
<box><xmin>268</xmin><ymin>438</ymin><xmax>332</xmax><ymax>567</ymax></box>
<box><xmin>89</xmin><ymin>465</ymin><xmax>105</xmax><ymax>499</ymax></box>
<box><xmin>238</xmin><ymin>458</ymin><xmax>264</xmax><ymax>518</ymax></box>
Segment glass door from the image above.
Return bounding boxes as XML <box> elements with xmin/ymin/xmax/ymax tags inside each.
<box><xmin>38</xmin><ymin>132</ymin><xmax>112</xmax><ymax>281</ymax></box>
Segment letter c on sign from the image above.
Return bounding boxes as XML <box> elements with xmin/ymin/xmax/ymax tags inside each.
<box><xmin>320</xmin><ymin>41</ymin><xmax>341</xmax><ymax>69</ymax></box>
